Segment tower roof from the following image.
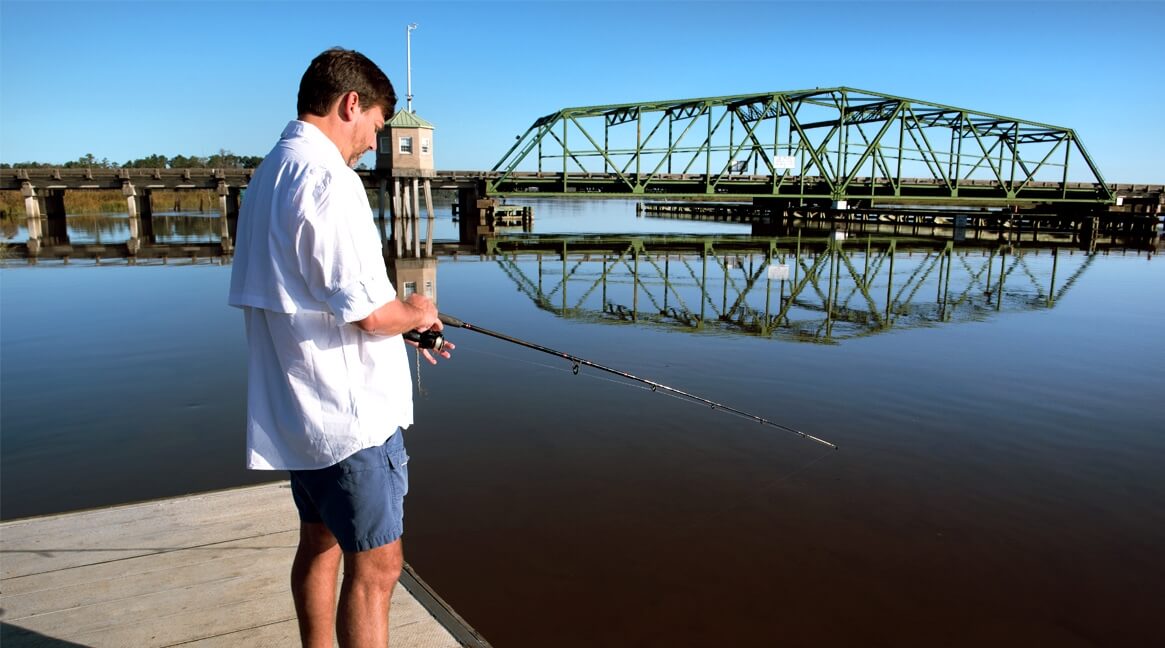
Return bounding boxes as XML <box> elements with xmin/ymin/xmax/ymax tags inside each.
<box><xmin>388</xmin><ymin>111</ymin><xmax>435</xmax><ymax>129</ymax></box>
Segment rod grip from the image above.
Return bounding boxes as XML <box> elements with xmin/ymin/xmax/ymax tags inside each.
<box><xmin>438</xmin><ymin>313</ymin><xmax>466</xmax><ymax>328</ymax></box>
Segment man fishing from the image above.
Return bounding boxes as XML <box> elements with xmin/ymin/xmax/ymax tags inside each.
<box><xmin>228</xmin><ymin>47</ymin><xmax>453</xmax><ymax>648</ymax></box>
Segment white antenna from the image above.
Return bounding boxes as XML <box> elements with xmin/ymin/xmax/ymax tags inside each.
<box><xmin>406</xmin><ymin>23</ymin><xmax>418</xmax><ymax>113</ymax></box>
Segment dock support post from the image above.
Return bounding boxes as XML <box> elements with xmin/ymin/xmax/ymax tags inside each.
<box><xmin>423</xmin><ymin>178</ymin><xmax>434</xmax><ymax>258</ymax></box>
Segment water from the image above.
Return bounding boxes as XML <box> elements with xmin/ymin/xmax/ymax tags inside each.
<box><xmin>2</xmin><ymin>200</ymin><xmax>1163</xmax><ymax>646</ymax></box>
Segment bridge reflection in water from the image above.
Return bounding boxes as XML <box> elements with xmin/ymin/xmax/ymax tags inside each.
<box><xmin>484</xmin><ymin>233</ymin><xmax>1109</xmax><ymax>344</ymax></box>
<box><xmin>3</xmin><ymin>210</ymin><xmax>1152</xmax><ymax>346</ymax></box>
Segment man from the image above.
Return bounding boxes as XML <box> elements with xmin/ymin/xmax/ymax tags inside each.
<box><xmin>228</xmin><ymin>47</ymin><xmax>452</xmax><ymax>648</ymax></box>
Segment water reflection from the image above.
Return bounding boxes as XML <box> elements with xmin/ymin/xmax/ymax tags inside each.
<box><xmin>2</xmin><ymin>201</ymin><xmax>1163</xmax><ymax>646</ymax></box>
<box><xmin>4</xmin><ymin>208</ymin><xmax>1157</xmax><ymax>347</ymax></box>
<box><xmin>484</xmin><ymin>235</ymin><xmax>1115</xmax><ymax>343</ymax></box>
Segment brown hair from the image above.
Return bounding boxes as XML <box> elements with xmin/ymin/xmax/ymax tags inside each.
<box><xmin>297</xmin><ymin>48</ymin><xmax>396</xmax><ymax>119</ymax></box>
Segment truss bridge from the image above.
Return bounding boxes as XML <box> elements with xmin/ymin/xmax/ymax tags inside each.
<box><xmin>488</xmin><ymin>87</ymin><xmax>1115</xmax><ymax>208</ymax></box>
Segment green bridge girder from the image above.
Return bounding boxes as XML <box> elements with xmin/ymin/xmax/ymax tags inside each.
<box><xmin>489</xmin><ymin>87</ymin><xmax>1113</xmax><ymax>207</ymax></box>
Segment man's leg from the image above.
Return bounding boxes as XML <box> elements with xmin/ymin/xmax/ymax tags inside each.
<box><xmin>336</xmin><ymin>538</ymin><xmax>404</xmax><ymax>648</ymax></box>
<box><xmin>291</xmin><ymin>521</ymin><xmax>342</xmax><ymax>648</ymax></box>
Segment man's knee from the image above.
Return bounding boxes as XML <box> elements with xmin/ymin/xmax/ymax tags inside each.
<box><xmin>299</xmin><ymin>522</ymin><xmax>340</xmax><ymax>554</ymax></box>
<box><xmin>345</xmin><ymin>538</ymin><xmax>403</xmax><ymax>592</ymax></box>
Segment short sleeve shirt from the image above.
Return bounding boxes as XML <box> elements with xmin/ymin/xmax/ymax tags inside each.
<box><xmin>228</xmin><ymin>120</ymin><xmax>412</xmax><ymax>470</ymax></box>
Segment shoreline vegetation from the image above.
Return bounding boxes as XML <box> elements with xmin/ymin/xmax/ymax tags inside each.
<box><xmin>0</xmin><ymin>151</ymin><xmax>406</xmax><ymax>218</ymax></box>
<box><xmin>2</xmin><ymin>151</ymin><xmax>265</xmax><ymax>172</ymax></box>
<box><xmin>1</xmin><ymin>189</ymin><xmax>446</xmax><ymax>219</ymax></box>
<box><xmin>2</xmin><ymin>151</ymin><xmax>262</xmax><ymax>217</ymax></box>
<box><xmin>1</xmin><ymin>189</ymin><xmax>224</xmax><ymax>216</ymax></box>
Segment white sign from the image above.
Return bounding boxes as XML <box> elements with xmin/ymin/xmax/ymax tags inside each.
<box><xmin>773</xmin><ymin>155</ymin><xmax>796</xmax><ymax>170</ymax></box>
<box><xmin>767</xmin><ymin>264</ymin><xmax>790</xmax><ymax>280</ymax></box>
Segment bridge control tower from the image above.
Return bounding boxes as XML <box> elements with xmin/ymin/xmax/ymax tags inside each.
<box><xmin>377</xmin><ymin>109</ymin><xmax>438</xmax><ymax>301</ymax></box>
<box><xmin>377</xmin><ymin>110</ymin><xmax>435</xmax><ymax>176</ymax></box>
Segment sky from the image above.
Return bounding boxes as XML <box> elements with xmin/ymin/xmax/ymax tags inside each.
<box><xmin>1</xmin><ymin>0</ymin><xmax>1162</xmax><ymax>183</ymax></box>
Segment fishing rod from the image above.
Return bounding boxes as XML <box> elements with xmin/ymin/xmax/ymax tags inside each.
<box><xmin>405</xmin><ymin>314</ymin><xmax>838</xmax><ymax>450</ymax></box>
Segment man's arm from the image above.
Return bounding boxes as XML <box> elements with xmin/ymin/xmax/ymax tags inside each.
<box><xmin>355</xmin><ymin>293</ymin><xmax>440</xmax><ymax>337</ymax></box>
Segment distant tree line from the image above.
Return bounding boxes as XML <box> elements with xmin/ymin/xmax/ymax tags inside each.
<box><xmin>1</xmin><ymin>149</ymin><xmax>264</xmax><ymax>170</ymax></box>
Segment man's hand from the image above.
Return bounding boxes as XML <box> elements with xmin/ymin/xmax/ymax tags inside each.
<box><xmin>405</xmin><ymin>335</ymin><xmax>455</xmax><ymax>365</ymax></box>
<box><xmin>402</xmin><ymin>327</ymin><xmax>455</xmax><ymax>364</ymax></box>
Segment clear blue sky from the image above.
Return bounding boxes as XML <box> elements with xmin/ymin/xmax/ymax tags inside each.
<box><xmin>2</xmin><ymin>0</ymin><xmax>1162</xmax><ymax>182</ymax></box>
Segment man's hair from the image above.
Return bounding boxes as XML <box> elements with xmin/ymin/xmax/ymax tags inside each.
<box><xmin>297</xmin><ymin>48</ymin><xmax>396</xmax><ymax>120</ymax></box>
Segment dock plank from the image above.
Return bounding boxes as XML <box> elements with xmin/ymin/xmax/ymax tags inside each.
<box><xmin>0</xmin><ymin>482</ymin><xmax>481</xmax><ymax>647</ymax></box>
<box><xmin>2</xmin><ymin>485</ymin><xmax>293</xmax><ymax>579</ymax></box>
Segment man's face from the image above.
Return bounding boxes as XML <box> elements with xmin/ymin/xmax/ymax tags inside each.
<box><xmin>347</xmin><ymin>104</ymin><xmax>386</xmax><ymax>168</ymax></box>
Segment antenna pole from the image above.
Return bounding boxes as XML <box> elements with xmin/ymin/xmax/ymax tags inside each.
<box><xmin>406</xmin><ymin>23</ymin><xmax>418</xmax><ymax>113</ymax></box>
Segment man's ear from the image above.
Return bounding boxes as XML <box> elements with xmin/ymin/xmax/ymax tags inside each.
<box><xmin>338</xmin><ymin>91</ymin><xmax>361</xmax><ymax>121</ymax></box>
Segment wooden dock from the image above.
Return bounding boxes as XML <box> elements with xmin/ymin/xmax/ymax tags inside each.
<box><xmin>0</xmin><ymin>482</ymin><xmax>490</xmax><ymax>647</ymax></box>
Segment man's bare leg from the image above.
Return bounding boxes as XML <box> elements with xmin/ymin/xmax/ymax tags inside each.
<box><xmin>291</xmin><ymin>521</ymin><xmax>342</xmax><ymax>648</ymax></box>
<box><xmin>336</xmin><ymin>538</ymin><xmax>404</xmax><ymax>648</ymax></box>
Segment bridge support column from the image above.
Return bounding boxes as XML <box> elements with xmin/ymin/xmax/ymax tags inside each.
<box><xmin>393</xmin><ymin>178</ymin><xmax>403</xmax><ymax>257</ymax></box>
<box><xmin>217</xmin><ymin>210</ymin><xmax>233</xmax><ymax>255</ymax></box>
<box><xmin>127</xmin><ymin>213</ymin><xmax>142</xmax><ymax>259</ymax></box>
<box><xmin>23</xmin><ymin>182</ymin><xmax>43</xmax><ymax>260</ymax></box>
<box><xmin>411</xmin><ymin>178</ymin><xmax>421</xmax><ymax>258</ymax></box>
<box><xmin>42</xmin><ymin>189</ymin><xmax>69</xmax><ymax>244</ymax></box>
<box><xmin>123</xmin><ymin>181</ymin><xmax>139</xmax><ymax>219</ymax></box>
<box><xmin>21</xmin><ymin>182</ymin><xmax>42</xmax><ymax>219</ymax></box>
<box><xmin>43</xmin><ymin>189</ymin><xmax>66</xmax><ymax>219</ymax></box>
<box><xmin>377</xmin><ymin>174</ymin><xmax>391</xmax><ymax>224</ymax></box>
<box><xmin>140</xmin><ymin>189</ymin><xmax>154</xmax><ymax>219</ymax></box>
<box><xmin>457</xmin><ymin>186</ymin><xmax>476</xmax><ymax>246</ymax></box>
<box><xmin>217</xmin><ymin>182</ymin><xmax>240</xmax><ymax>219</ymax></box>
<box><xmin>422</xmin><ymin>178</ymin><xmax>435</xmax><ymax>258</ymax></box>
<box><xmin>456</xmin><ymin>181</ymin><xmax>495</xmax><ymax>251</ymax></box>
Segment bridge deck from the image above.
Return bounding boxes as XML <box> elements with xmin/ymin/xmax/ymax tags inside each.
<box><xmin>5</xmin><ymin>168</ymin><xmax>1159</xmax><ymax>209</ymax></box>
<box><xmin>0</xmin><ymin>483</ymin><xmax>489</xmax><ymax>647</ymax></box>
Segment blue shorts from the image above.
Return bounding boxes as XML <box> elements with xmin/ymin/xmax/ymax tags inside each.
<box><xmin>289</xmin><ymin>429</ymin><xmax>409</xmax><ymax>553</ymax></box>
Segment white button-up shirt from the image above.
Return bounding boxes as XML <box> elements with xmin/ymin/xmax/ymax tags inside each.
<box><xmin>228</xmin><ymin>120</ymin><xmax>411</xmax><ymax>470</ymax></box>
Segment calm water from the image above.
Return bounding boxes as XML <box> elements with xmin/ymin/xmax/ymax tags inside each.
<box><xmin>2</xmin><ymin>200</ymin><xmax>1163</xmax><ymax>646</ymax></box>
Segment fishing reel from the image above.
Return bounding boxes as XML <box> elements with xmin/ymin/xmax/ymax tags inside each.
<box><xmin>403</xmin><ymin>329</ymin><xmax>446</xmax><ymax>351</ymax></box>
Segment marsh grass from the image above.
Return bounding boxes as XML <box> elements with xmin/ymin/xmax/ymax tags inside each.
<box><xmin>1</xmin><ymin>189</ymin><xmax>220</xmax><ymax>216</ymax></box>
<box><xmin>1</xmin><ymin>187</ymin><xmax>447</xmax><ymax>218</ymax></box>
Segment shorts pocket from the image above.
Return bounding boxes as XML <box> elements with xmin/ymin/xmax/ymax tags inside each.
<box><xmin>388</xmin><ymin>447</ymin><xmax>409</xmax><ymax>499</ymax></box>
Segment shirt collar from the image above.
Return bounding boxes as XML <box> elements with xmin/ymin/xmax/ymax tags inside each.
<box><xmin>280</xmin><ymin>120</ymin><xmax>348</xmax><ymax>169</ymax></box>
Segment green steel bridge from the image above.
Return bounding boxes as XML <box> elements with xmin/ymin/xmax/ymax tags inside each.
<box><xmin>487</xmin><ymin>87</ymin><xmax>1114</xmax><ymax>208</ymax></box>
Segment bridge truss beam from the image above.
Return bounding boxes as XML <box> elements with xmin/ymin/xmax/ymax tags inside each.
<box><xmin>489</xmin><ymin>88</ymin><xmax>1113</xmax><ymax>206</ymax></box>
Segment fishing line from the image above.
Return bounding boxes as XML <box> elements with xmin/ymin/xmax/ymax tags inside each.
<box><xmin>454</xmin><ymin>344</ymin><xmax>579</xmax><ymax>376</ymax></box>
<box><xmin>422</xmin><ymin>313</ymin><xmax>838</xmax><ymax>450</ymax></box>
<box><xmin>452</xmin><ymin>342</ymin><xmax>684</xmax><ymax>398</ymax></box>
<box><xmin>767</xmin><ymin>445</ymin><xmax>837</xmax><ymax>486</ymax></box>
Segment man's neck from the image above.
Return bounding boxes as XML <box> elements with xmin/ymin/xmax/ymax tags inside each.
<box><xmin>299</xmin><ymin>113</ymin><xmax>346</xmax><ymax>158</ymax></box>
